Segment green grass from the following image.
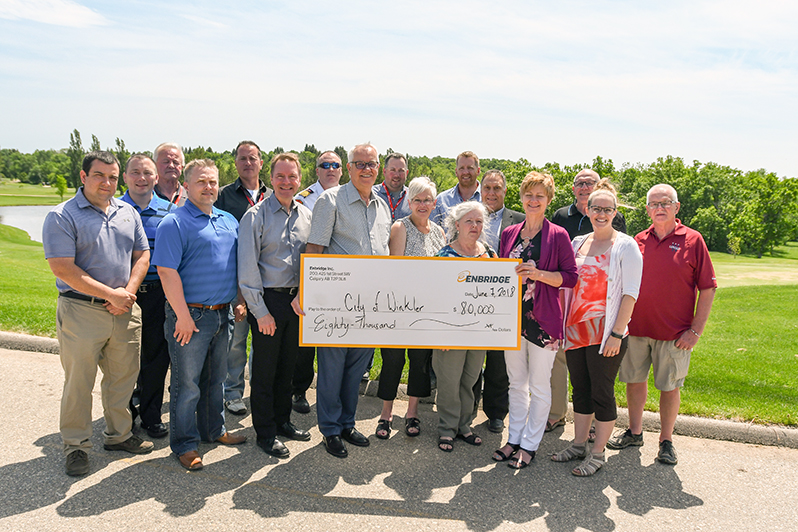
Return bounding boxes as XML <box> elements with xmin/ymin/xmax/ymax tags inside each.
<box><xmin>1</xmin><ymin>222</ymin><xmax>796</xmax><ymax>425</ymax></box>
<box><xmin>0</xmin><ymin>224</ymin><xmax>58</xmax><ymax>336</ymax></box>
<box><xmin>711</xmin><ymin>242</ymin><xmax>798</xmax><ymax>287</ymax></box>
<box><xmin>0</xmin><ymin>181</ymin><xmax>76</xmax><ymax>206</ymax></box>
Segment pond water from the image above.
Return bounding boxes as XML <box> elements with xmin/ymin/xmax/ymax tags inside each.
<box><xmin>0</xmin><ymin>205</ymin><xmax>55</xmax><ymax>243</ymax></box>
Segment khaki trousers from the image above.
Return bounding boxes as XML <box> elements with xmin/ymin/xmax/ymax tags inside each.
<box><xmin>549</xmin><ymin>347</ymin><xmax>569</xmax><ymax>420</ymax></box>
<box><xmin>57</xmin><ymin>297</ymin><xmax>141</xmax><ymax>455</ymax></box>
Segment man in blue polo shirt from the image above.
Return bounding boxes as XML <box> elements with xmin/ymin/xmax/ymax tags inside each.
<box><xmin>43</xmin><ymin>150</ymin><xmax>154</xmax><ymax>477</ymax></box>
<box><xmin>153</xmin><ymin>159</ymin><xmax>248</xmax><ymax>471</ymax></box>
<box><xmin>120</xmin><ymin>154</ymin><xmax>173</xmax><ymax>439</ymax></box>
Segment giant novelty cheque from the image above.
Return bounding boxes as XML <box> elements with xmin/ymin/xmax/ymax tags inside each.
<box><xmin>299</xmin><ymin>255</ymin><xmax>522</xmax><ymax>350</ymax></box>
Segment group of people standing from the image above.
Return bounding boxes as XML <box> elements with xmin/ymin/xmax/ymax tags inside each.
<box><xmin>42</xmin><ymin>143</ymin><xmax>716</xmax><ymax>478</ymax></box>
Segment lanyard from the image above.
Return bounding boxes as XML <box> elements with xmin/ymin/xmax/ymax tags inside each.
<box><xmin>382</xmin><ymin>183</ymin><xmax>406</xmax><ymax>218</ymax></box>
<box><xmin>245</xmin><ymin>188</ymin><xmax>265</xmax><ymax>207</ymax></box>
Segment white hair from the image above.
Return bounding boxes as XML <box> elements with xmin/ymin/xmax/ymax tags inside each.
<box><xmin>646</xmin><ymin>183</ymin><xmax>679</xmax><ymax>204</ymax></box>
<box><xmin>406</xmin><ymin>176</ymin><xmax>437</xmax><ymax>202</ymax></box>
<box><xmin>444</xmin><ymin>201</ymin><xmax>488</xmax><ymax>243</ymax></box>
<box><xmin>348</xmin><ymin>142</ymin><xmax>378</xmax><ymax>163</ymax></box>
<box><xmin>153</xmin><ymin>142</ymin><xmax>185</xmax><ymax>165</ymax></box>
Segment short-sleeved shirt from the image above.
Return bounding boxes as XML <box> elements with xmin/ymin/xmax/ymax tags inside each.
<box><xmin>628</xmin><ymin>221</ymin><xmax>717</xmax><ymax>341</ymax></box>
<box><xmin>43</xmin><ymin>187</ymin><xmax>149</xmax><ymax>294</ymax></box>
<box><xmin>431</xmin><ymin>184</ymin><xmax>481</xmax><ymax>226</ymax></box>
<box><xmin>308</xmin><ymin>181</ymin><xmax>391</xmax><ymax>256</ymax></box>
<box><xmin>215</xmin><ymin>177</ymin><xmax>273</xmax><ymax>222</ymax></box>
<box><xmin>152</xmin><ymin>200</ymin><xmax>239</xmax><ymax>306</ymax></box>
<box><xmin>119</xmin><ymin>191</ymin><xmax>173</xmax><ymax>282</ymax></box>
<box><xmin>551</xmin><ymin>202</ymin><xmax>627</xmax><ymax>239</ymax></box>
<box><xmin>372</xmin><ymin>182</ymin><xmax>411</xmax><ymax>222</ymax></box>
<box><xmin>238</xmin><ymin>194</ymin><xmax>312</xmax><ymax>320</ymax></box>
<box><xmin>294</xmin><ymin>181</ymin><xmax>333</xmax><ymax>213</ymax></box>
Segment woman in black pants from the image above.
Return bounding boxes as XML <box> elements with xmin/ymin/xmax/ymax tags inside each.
<box><xmin>375</xmin><ymin>177</ymin><xmax>446</xmax><ymax>439</ymax></box>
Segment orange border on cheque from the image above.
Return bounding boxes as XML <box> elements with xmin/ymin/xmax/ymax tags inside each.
<box><xmin>299</xmin><ymin>254</ymin><xmax>522</xmax><ymax>350</ymax></box>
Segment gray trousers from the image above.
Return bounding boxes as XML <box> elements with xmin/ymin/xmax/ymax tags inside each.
<box><xmin>432</xmin><ymin>349</ymin><xmax>485</xmax><ymax>439</ymax></box>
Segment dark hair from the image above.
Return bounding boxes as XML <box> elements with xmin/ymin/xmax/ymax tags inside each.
<box><xmin>384</xmin><ymin>152</ymin><xmax>407</xmax><ymax>167</ymax></box>
<box><xmin>82</xmin><ymin>150</ymin><xmax>120</xmax><ymax>174</ymax></box>
<box><xmin>235</xmin><ymin>140</ymin><xmax>262</xmax><ymax>159</ymax></box>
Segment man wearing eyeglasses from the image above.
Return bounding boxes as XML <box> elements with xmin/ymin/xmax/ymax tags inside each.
<box><xmin>291</xmin><ymin>150</ymin><xmax>344</xmax><ymax>415</ymax></box>
<box><xmin>373</xmin><ymin>152</ymin><xmax>411</xmax><ymax>222</ymax></box>
<box><xmin>431</xmin><ymin>150</ymin><xmax>482</xmax><ymax>226</ymax></box>
<box><xmin>302</xmin><ymin>142</ymin><xmax>391</xmax><ymax>458</ymax></box>
<box><xmin>295</xmin><ymin>151</ymin><xmax>343</xmax><ymax>212</ymax></box>
<box><xmin>215</xmin><ymin>141</ymin><xmax>274</xmax><ymax>417</ymax></box>
<box><xmin>475</xmin><ymin>169</ymin><xmax>524</xmax><ymax>433</ymax></box>
<box><xmin>548</xmin><ymin>169</ymin><xmax>627</xmax><ymax>434</ymax></box>
<box><xmin>608</xmin><ymin>184</ymin><xmax>716</xmax><ymax>466</ymax></box>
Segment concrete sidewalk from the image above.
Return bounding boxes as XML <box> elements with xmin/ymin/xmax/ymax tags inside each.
<box><xmin>1</xmin><ymin>344</ymin><xmax>798</xmax><ymax>531</ymax></box>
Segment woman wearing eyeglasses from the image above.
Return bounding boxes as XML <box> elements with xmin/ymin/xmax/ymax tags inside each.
<box><xmin>551</xmin><ymin>180</ymin><xmax>642</xmax><ymax>476</ymax></box>
<box><xmin>375</xmin><ymin>176</ymin><xmax>446</xmax><ymax>440</ymax></box>
<box><xmin>491</xmin><ymin>172</ymin><xmax>578</xmax><ymax>469</ymax></box>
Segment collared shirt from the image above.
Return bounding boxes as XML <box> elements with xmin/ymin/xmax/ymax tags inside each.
<box><xmin>238</xmin><ymin>194</ymin><xmax>312</xmax><ymax>320</ymax></box>
<box><xmin>119</xmin><ymin>191</ymin><xmax>173</xmax><ymax>282</ymax></box>
<box><xmin>629</xmin><ymin>221</ymin><xmax>717</xmax><ymax>341</ymax></box>
<box><xmin>43</xmin><ymin>187</ymin><xmax>149</xmax><ymax>294</ymax></box>
<box><xmin>431</xmin><ymin>183</ymin><xmax>481</xmax><ymax>226</ymax></box>
<box><xmin>152</xmin><ymin>200</ymin><xmax>239</xmax><ymax>306</ymax></box>
<box><xmin>551</xmin><ymin>202</ymin><xmax>627</xmax><ymax>239</ymax></box>
<box><xmin>372</xmin><ymin>183</ymin><xmax>411</xmax><ymax>222</ymax></box>
<box><xmin>154</xmin><ymin>183</ymin><xmax>188</xmax><ymax>207</ymax></box>
<box><xmin>484</xmin><ymin>207</ymin><xmax>504</xmax><ymax>252</ymax></box>
<box><xmin>215</xmin><ymin>177</ymin><xmax>273</xmax><ymax>222</ymax></box>
<box><xmin>308</xmin><ymin>181</ymin><xmax>391</xmax><ymax>256</ymax></box>
<box><xmin>294</xmin><ymin>180</ymin><xmax>333</xmax><ymax>212</ymax></box>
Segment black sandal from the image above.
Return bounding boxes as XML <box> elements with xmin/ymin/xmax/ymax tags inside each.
<box><xmin>405</xmin><ymin>417</ymin><xmax>421</xmax><ymax>437</ymax></box>
<box><xmin>508</xmin><ymin>448</ymin><xmax>536</xmax><ymax>470</ymax></box>
<box><xmin>375</xmin><ymin>419</ymin><xmax>391</xmax><ymax>440</ymax></box>
<box><xmin>456</xmin><ymin>432</ymin><xmax>482</xmax><ymax>446</ymax></box>
<box><xmin>493</xmin><ymin>443</ymin><xmax>520</xmax><ymax>462</ymax></box>
<box><xmin>438</xmin><ymin>436</ymin><xmax>454</xmax><ymax>452</ymax></box>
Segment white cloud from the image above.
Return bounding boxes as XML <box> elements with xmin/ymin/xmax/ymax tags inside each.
<box><xmin>0</xmin><ymin>0</ymin><xmax>107</xmax><ymax>27</ymax></box>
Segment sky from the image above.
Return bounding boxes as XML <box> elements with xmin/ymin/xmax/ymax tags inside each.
<box><xmin>1</xmin><ymin>0</ymin><xmax>796</xmax><ymax>177</ymax></box>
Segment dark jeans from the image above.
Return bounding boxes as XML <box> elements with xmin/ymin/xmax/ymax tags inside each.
<box><xmin>292</xmin><ymin>346</ymin><xmax>316</xmax><ymax>396</ymax></box>
<box><xmin>377</xmin><ymin>348</ymin><xmax>432</xmax><ymax>401</ymax></box>
<box><xmin>566</xmin><ymin>337</ymin><xmax>628</xmax><ymax>422</ymax></box>
<box><xmin>472</xmin><ymin>350</ymin><xmax>509</xmax><ymax>420</ymax></box>
<box><xmin>248</xmin><ymin>290</ymin><xmax>300</xmax><ymax>441</ymax></box>
<box><xmin>135</xmin><ymin>282</ymin><xmax>170</xmax><ymax>427</ymax></box>
<box><xmin>316</xmin><ymin>346</ymin><xmax>373</xmax><ymax>437</ymax></box>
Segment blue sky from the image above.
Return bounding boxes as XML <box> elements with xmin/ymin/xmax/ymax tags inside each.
<box><xmin>1</xmin><ymin>0</ymin><xmax>796</xmax><ymax>176</ymax></box>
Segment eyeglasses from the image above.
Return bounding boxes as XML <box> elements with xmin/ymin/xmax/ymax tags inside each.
<box><xmin>318</xmin><ymin>162</ymin><xmax>341</xmax><ymax>170</ymax></box>
<box><xmin>589</xmin><ymin>206</ymin><xmax>616</xmax><ymax>215</ymax></box>
<box><xmin>411</xmin><ymin>198</ymin><xmax>434</xmax><ymax>206</ymax></box>
<box><xmin>351</xmin><ymin>161</ymin><xmax>379</xmax><ymax>170</ymax></box>
<box><xmin>574</xmin><ymin>180</ymin><xmax>597</xmax><ymax>189</ymax></box>
<box><xmin>647</xmin><ymin>200</ymin><xmax>676</xmax><ymax>209</ymax></box>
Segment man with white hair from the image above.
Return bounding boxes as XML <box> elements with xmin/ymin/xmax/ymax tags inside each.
<box><xmin>153</xmin><ymin>142</ymin><xmax>188</xmax><ymax>206</ymax></box>
<box><xmin>608</xmin><ymin>184</ymin><xmax>716</xmax><ymax>466</ymax></box>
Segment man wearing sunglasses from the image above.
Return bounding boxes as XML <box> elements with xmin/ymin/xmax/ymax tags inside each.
<box><xmin>295</xmin><ymin>151</ymin><xmax>343</xmax><ymax>212</ymax></box>
<box><xmin>291</xmin><ymin>150</ymin><xmax>344</xmax><ymax>415</ymax></box>
<box><xmin>609</xmin><ymin>183</ymin><xmax>716</xmax><ymax>466</ymax></box>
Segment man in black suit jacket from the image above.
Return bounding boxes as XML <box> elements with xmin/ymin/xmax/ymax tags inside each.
<box><xmin>474</xmin><ymin>169</ymin><xmax>525</xmax><ymax>433</ymax></box>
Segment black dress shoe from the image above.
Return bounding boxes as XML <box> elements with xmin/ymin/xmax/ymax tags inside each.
<box><xmin>292</xmin><ymin>394</ymin><xmax>310</xmax><ymax>414</ymax></box>
<box><xmin>257</xmin><ymin>437</ymin><xmax>289</xmax><ymax>458</ymax></box>
<box><xmin>341</xmin><ymin>427</ymin><xmax>370</xmax><ymax>447</ymax></box>
<box><xmin>277</xmin><ymin>421</ymin><xmax>311</xmax><ymax>442</ymax></box>
<box><xmin>488</xmin><ymin>418</ymin><xmax>505</xmax><ymax>433</ymax></box>
<box><xmin>143</xmin><ymin>422</ymin><xmax>169</xmax><ymax>439</ymax></box>
<box><xmin>323</xmin><ymin>435</ymin><xmax>348</xmax><ymax>458</ymax></box>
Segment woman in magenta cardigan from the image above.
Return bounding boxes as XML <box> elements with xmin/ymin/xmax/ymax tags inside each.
<box><xmin>492</xmin><ymin>171</ymin><xmax>578</xmax><ymax>469</ymax></box>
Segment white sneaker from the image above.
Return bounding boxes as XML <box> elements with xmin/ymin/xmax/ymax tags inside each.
<box><xmin>225</xmin><ymin>398</ymin><xmax>247</xmax><ymax>415</ymax></box>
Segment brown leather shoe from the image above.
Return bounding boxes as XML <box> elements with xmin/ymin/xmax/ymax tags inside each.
<box><xmin>216</xmin><ymin>431</ymin><xmax>247</xmax><ymax>445</ymax></box>
<box><xmin>178</xmin><ymin>450</ymin><xmax>203</xmax><ymax>470</ymax></box>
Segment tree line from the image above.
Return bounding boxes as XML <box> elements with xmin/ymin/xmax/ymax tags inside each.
<box><xmin>1</xmin><ymin>129</ymin><xmax>796</xmax><ymax>258</ymax></box>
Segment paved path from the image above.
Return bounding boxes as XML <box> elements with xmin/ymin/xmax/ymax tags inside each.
<box><xmin>1</xmin><ymin>346</ymin><xmax>797</xmax><ymax>531</ymax></box>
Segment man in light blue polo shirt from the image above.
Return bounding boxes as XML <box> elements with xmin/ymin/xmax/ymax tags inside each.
<box><xmin>431</xmin><ymin>150</ymin><xmax>482</xmax><ymax>227</ymax></box>
<box><xmin>305</xmin><ymin>142</ymin><xmax>391</xmax><ymax>458</ymax></box>
<box><xmin>153</xmin><ymin>158</ymin><xmax>248</xmax><ymax>471</ymax></box>
<box><xmin>120</xmin><ymin>154</ymin><xmax>173</xmax><ymax>439</ymax></box>
<box><xmin>43</xmin><ymin>150</ymin><xmax>154</xmax><ymax>477</ymax></box>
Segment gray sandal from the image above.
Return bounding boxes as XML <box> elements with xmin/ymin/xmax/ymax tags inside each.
<box><xmin>551</xmin><ymin>444</ymin><xmax>587</xmax><ymax>462</ymax></box>
<box><xmin>571</xmin><ymin>452</ymin><xmax>605</xmax><ymax>476</ymax></box>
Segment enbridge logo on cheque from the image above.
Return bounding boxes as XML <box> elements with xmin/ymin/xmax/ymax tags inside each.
<box><xmin>457</xmin><ymin>270</ymin><xmax>511</xmax><ymax>283</ymax></box>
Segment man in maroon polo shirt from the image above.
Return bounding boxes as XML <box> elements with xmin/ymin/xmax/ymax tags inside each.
<box><xmin>607</xmin><ymin>184</ymin><xmax>716</xmax><ymax>465</ymax></box>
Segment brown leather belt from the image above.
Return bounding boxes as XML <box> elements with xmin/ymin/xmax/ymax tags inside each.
<box><xmin>187</xmin><ymin>303</ymin><xmax>229</xmax><ymax>310</ymax></box>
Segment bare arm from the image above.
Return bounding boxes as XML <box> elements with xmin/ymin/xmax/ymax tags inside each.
<box><xmin>47</xmin><ymin>257</ymin><xmax>137</xmax><ymax>312</ymax></box>
<box><xmin>603</xmin><ymin>294</ymin><xmax>637</xmax><ymax>357</ymax></box>
<box><xmin>157</xmin><ymin>266</ymin><xmax>198</xmax><ymax>346</ymax></box>
<box><xmin>388</xmin><ymin>221</ymin><xmax>406</xmax><ymax>256</ymax></box>
<box><xmin>675</xmin><ymin>287</ymin><xmax>716</xmax><ymax>351</ymax></box>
